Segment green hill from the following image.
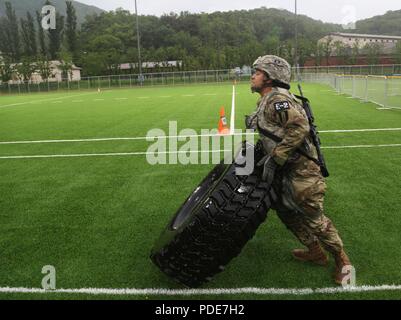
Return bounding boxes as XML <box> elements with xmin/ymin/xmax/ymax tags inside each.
<box><xmin>352</xmin><ymin>10</ymin><xmax>401</xmax><ymax>36</ymax></box>
<box><xmin>0</xmin><ymin>0</ymin><xmax>103</xmax><ymax>25</ymax></box>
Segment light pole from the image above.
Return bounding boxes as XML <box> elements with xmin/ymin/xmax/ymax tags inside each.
<box><xmin>134</xmin><ymin>0</ymin><xmax>143</xmax><ymax>84</ymax></box>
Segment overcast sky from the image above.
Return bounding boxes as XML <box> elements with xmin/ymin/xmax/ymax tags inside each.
<box><xmin>77</xmin><ymin>0</ymin><xmax>401</xmax><ymax>24</ymax></box>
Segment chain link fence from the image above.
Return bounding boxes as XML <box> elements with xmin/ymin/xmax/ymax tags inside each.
<box><xmin>0</xmin><ymin>69</ymin><xmax>251</xmax><ymax>95</ymax></box>
<box><xmin>302</xmin><ymin>73</ymin><xmax>401</xmax><ymax>109</ymax></box>
<box><xmin>2</xmin><ymin>64</ymin><xmax>401</xmax><ymax>98</ymax></box>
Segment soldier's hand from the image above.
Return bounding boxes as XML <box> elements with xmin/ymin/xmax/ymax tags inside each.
<box><xmin>245</xmin><ymin>115</ymin><xmax>252</xmax><ymax>129</ymax></box>
<box><xmin>257</xmin><ymin>155</ymin><xmax>277</xmax><ymax>185</ymax></box>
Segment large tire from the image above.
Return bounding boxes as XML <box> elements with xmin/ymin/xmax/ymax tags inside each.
<box><xmin>150</xmin><ymin>142</ymin><xmax>275</xmax><ymax>288</ymax></box>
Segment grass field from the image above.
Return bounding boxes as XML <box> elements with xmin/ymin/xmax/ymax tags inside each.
<box><xmin>0</xmin><ymin>82</ymin><xmax>401</xmax><ymax>300</ymax></box>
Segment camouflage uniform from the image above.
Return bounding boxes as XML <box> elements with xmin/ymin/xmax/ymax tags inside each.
<box><xmin>248</xmin><ymin>57</ymin><xmax>344</xmax><ymax>255</ymax></box>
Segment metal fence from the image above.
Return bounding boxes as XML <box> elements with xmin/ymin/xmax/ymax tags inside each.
<box><xmin>2</xmin><ymin>64</ymin><xmax>401</xmax><ymax>96</ymax></box>
<box><xmin>295</xmin><ymin>64</ymin><xmax>401</xmax><ymax>78</ymax></box>
<box><xmin>302</xmin><ymin>73</ymin><xmax>401</xmax><ymax>109</ymax></box>
<box><xmin>0</xmin><ymin>69</ymin><xmax>249</xmax><ymax>95</ymax></box>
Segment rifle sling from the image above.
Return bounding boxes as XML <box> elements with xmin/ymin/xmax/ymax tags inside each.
<box><xmin>256</xmin><ymin>123</ymin><xmax>322</xmax><ymax>167</ymax></box>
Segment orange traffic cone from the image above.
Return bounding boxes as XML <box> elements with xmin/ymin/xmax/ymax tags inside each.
<box><xmin>218</xmin><ymin>107</ymin><xmax>230</xmax><ymax>135</ymax></box>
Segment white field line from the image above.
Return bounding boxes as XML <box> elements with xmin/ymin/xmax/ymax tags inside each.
<box><xmin>0</xmin><ymin>92</ymin><xmax>99</xmax><ymax>109</ymax></box>
<box><xmin>0</xmin><ymin>150</ymin><xmax>232</xmax><ymax>160</ymax></box>
<box><xmin>0</xmin><ymin>285</ymin><xmax>400</xmax><ymax>296</ymax></box>
<box><xmin>1</xmin><ymin>144</ymin><xmax>401</xmax><ymax>160</ymax></box>
<box><xmin>203</xmin><ymin>93</ymin><xmax>217</xmax><ymax>96</ymax></box>
<box><xmin>1</xmin><ymin>128</ymin><xmax>401</xmax><ymax>146</ymax></box>
<box><xmin>322</xmin><ymin>144</ymin><xmax>401</xmax><ymax>149</ymax></box>
<box><xmin>230</xmin><ymin>85</ymin><xmax>236</xmax><ymax>135</ymax></box>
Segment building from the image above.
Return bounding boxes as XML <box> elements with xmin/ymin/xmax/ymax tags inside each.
<box><xmin>31</xmin><ymin>61</ymin><xmax>82</xmax><ymax>82</ymax></box>
<box><xmin>6</xmin><ymin>60</ymin><xmax>81</xmax><ymax>84</ymax></box>
<box><xmin>319</xmin><ymin>32</ymin><xmax>401</xmax><ymax>54</ymax></box>
<box><xmin>119</xmin><ymin>61</ymin><xmax>183</xmax><ymax>73</ymax></box>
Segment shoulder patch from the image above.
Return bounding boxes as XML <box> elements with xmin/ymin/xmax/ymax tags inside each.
<box><xmin>273</xmin><ymin>101</ymin><xmax>290</xmax><ymax>112</ymax></box>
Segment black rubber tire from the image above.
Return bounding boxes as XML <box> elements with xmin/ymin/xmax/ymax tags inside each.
<box><xmin>150</xmin><ymin>142</ymin><xmax>275</xmax><ymax>288</ymax></box>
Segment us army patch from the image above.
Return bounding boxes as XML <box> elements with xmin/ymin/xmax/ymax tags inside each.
<box><xmin>274</xmin><ymin>101</ymin><xmax>290</xmax><ymax>112</ymax></box>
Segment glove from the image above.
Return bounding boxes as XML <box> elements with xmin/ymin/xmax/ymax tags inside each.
<box><xmin>257</xmin><ymin>155</ymin><xmax>278</xmax><ymax>185</ymax></box>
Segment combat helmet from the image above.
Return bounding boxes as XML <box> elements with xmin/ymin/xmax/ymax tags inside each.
<box><xmin>252</xmin><ymin>55</ymin><xmax>292</xmax><ymax>87</ymax></box>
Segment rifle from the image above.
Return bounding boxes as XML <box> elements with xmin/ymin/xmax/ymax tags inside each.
<box><xmin>295</xmin><ymin>84</ymin><xmax>330</xmax><ymax>178</ymax></box>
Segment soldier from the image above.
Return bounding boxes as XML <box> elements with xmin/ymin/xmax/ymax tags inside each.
<box><xmin>246</xmin><ymin>55</ymin><xmax>353</xmax><ymax>285</ymax></box>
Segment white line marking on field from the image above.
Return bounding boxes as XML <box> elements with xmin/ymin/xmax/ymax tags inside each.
<box><xmin>138</xmin><ymin>97</ymin><xmax>149</xmax><ymax>99</ymax></box>
<box><xmin>322</xmin><ymin>144</ymin><xmax>401</xmax><ymax>149</ymax></box>
<box><xmin>319</xmin><ymin>128</ymin><xmax>401</xmax><ymax>133</ymax></box>
<box><xmin>1</xmin><ymin>128</ymin><xmax>401</xmax><ymax>145</ymax></box>
<box><xmin>94</xmin><ymin>99</ymin><xmax>104</xmax><ymax>101</ymax></box>
<box><xmin>2</xmin><ymin>144</ymin><xmax>401</xmax><ymax>160</ymax></box>
<box><xmin>0</xmin><ymin>92</ymin><xmax>99</xmax><ymax>109</ymax></box>
<box><xmin>230</xmin><ymin>85</ymin><xmax>235</xmax><ymax>135</ymax></box>
<box><xmin>52</xmin><ymin>101</ymin><xmax>62</xmax><ymax>104</ymax></box>
<box><xmin>0</xmin><ymin>150</ymin><xmax>232</xmax><ymax>160</ymax></box>
<box><xmin>203</xmin><ymin>93</ymin><xmax>217</xmax><ymax>96</ymax></box>
<box><xmin>72</xmin><ymin>100</ymin><xmax>84</xmax><ymax>103</ymax></box>
<box><xmin>377</xmin><ymin>108</ymin><xmax>392</xmax><ymax>110</ymax></box>
<box><xmin>0</xmin><ymin>285</ymin><xmax>400</xmax><ymax>296</ymax></box>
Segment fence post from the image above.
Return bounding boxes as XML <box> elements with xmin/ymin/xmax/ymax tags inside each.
<box><xmin>365</xmin><ymin>76</ymin><xmax>368</xmax><ymax>103</ymax></box>
<box><xmin>384</xmin><ymin>76</ymin><xmax>388</xmax><ymax>108</ymax></box>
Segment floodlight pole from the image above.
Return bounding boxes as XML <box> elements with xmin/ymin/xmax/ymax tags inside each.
<box><xmin>134</xmin><ymin>0</ymin><xmax>143</xmax><ymax>85</ymax></box>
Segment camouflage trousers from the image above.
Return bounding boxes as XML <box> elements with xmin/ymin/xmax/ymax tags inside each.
<box><xmin>272</xmin><ymin>157</ymin><xmax>344</xmax><ymax>254</ymax></box>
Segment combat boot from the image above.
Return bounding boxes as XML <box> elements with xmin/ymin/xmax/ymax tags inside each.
<box><xmin>292</xmin><ymin>241</ymin><xmax>329</xmax><ymax>266</ymax></box>
<box><xmin>333</xmin><ymin>250</ymin><xmax>353</xmax><ymax>285</ymax></box>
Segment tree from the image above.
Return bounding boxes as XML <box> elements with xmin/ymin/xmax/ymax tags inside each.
<box><xmin>15</xmin><ymin>58</ymin><xmax>36</xmax><ymax>82</ymax></box>
<box><xmin>315</xmin><ymin>43</ymin><xmax>325</xmax><ymax>66</ymax></box>
<box><xmin>350</xmin><ymin>41</ymin><xmax>360</xmax><ymax>65</ymax></box>
<box><xmin>46</xmin><ymin>1</ymin><xmax>65</xmax><ymax>60</ymax></box>
<box><xmin>1</xmin><ymin>2</ymin><xmax>21</xmax><ymax>61</ymax></box>
<box><xmin>20</xmin><ymin>12</ymin><xmax>37</xmax><ymax>58</ymax></box>
<box><xmin>364</xmin><ymin>43</ymin><xmax>381</xmax><ymax>65</ymax></box>
<box><xmin>65</xmin><ymin>1</ymin><xmax>78</xmax><ymax>57</ymax></box>
<box><xmin>36</xmin><ymin>56</ymin><xmax>53</xmax><ymax>82</ymax></box>
<box><xmin>58</xmin><ymin>50</ymin><xmax>74</xmax><ymax>80</ymax></box>
<box><xmin>394</xmin><ymin>41</ymin><xmax>401</xmax><ymax>65</ymax></box>
<box><xmin>0</xmin><ymin>57</ymin><xmax>14</xmax><ymax>83</ymax></box>
<box><xmin>321</xmin><ymin>36</ymin><xmax>333</xmax><ymax>65</ymax></box>
<box><xmin>36</xmin><ymin>10</ymin><xmax>48</xmax><ymax>57</ymax></box>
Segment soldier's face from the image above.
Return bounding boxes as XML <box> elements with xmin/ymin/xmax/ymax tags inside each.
<box><xmin>251</xmin><ymin>69</ymin><xmax>268</xmax><ymax>93</ymax></box>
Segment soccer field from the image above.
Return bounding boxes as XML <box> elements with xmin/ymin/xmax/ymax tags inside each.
<box><xmin>0</xmin><ymin>83</ymin><xmax>401</xmax><ymax>300</ymax></box>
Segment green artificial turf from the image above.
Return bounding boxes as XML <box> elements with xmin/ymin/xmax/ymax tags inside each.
<box><xmin>0</xmin><ymin>83</ymin><xmax>400</xmax><ymax>300</ymax></box>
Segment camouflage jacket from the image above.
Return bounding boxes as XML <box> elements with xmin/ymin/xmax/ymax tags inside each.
<box><xmin>247</xmin><ymin>87</ymin><xmax>318</xmax><ymax>166</ymax></box>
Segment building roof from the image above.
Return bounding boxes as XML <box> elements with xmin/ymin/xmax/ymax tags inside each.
<box><xmin>329</xmin><ymin>32</ymin><xmax>401</xmax><ymax>40</ymax></box>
